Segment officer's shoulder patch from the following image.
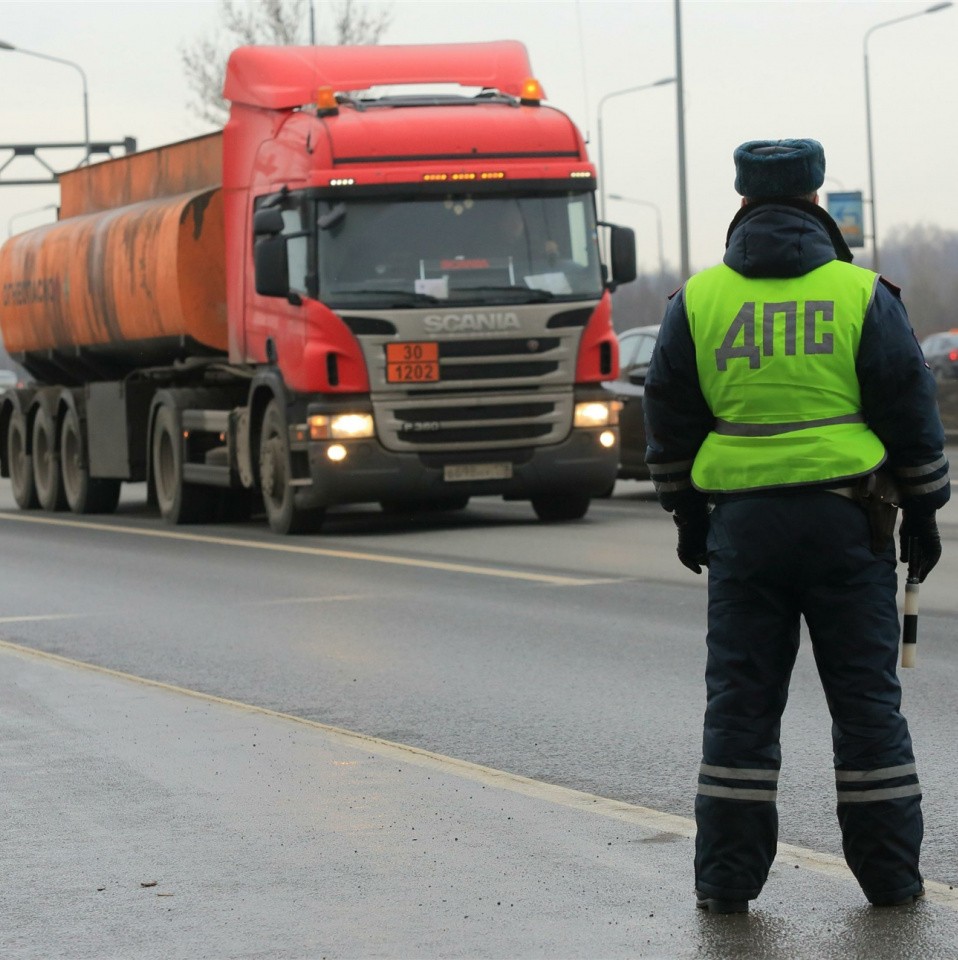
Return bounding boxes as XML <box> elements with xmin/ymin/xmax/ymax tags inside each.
<box><xmin>878</xmin><ymin>275</ymin><xmax>902</xmax><ymax>299</ymax></box>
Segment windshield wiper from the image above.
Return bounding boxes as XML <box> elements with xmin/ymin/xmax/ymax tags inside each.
<box><xmin>327</xmin><ymin>288</ymin><xmax>443</xmax><ymax>306</ymax></box>
<box><xmin>447</xmin><ymin>286</ymin><xmax>558</xmax><ymax>303</ymax></box>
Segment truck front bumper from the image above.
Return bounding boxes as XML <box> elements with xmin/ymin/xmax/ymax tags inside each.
<box><xmin>295</xmin><ymin>428</ymin><xmax>619</xmax><ymax>509</ymax></box>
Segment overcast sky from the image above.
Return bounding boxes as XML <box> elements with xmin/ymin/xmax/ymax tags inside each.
<box><xmin>0</xmin><ymin>0</ymin><xmax>955</xmax><ymax>278</ymax></box>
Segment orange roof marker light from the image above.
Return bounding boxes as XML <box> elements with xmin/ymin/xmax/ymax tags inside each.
<box><xmin>422</xmin><ymin>172</ymin><xmax>506</xmax><ymax>182</ymax></box>
<box><xmin>315</xmin><ymin>86</ymin><xmax>338</xmax><ymax>114</ymax></box>
<box><xmin>520</xmin><ymin>77</ymin><xmax>545</xmax><ymax>105</ymax></box>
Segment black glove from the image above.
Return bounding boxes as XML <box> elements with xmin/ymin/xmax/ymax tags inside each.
<box><xmin>673</xmin><ymin>509</ymin><xmax>710</xmax><ymax>575</ymax></box>
<box><xmin>899</xmin><ymin>511</ymin><xmax>941</xmax><ymax>583</ymax></box>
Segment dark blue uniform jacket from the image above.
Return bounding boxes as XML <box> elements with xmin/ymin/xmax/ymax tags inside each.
<box><xmin>644</xmin><ymin>199</ymin><xmax>950</xmax><ymax>517</ymax></box>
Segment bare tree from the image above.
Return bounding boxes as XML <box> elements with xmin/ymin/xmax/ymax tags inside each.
<box><xmin>878</xmin><ymin>224</ymin><xmax>958</xmax><ymax>340</ymax></box>
<box><xmin>182</xmin><ymin>0</ymin><xmax>392</xmax><ymax>128</ymax></box>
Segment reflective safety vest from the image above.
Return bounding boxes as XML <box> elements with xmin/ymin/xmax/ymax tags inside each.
<box><xmin>685</xmin><ymin>259</ymin><xmax>887</xmax><ymax>493</ymax></box>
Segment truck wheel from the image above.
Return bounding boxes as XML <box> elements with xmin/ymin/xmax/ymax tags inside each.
<box><xmin>259</xmin><ymin>399</ymin><xmax>324</xmax><ymax>535</ymax></box>
<box><xmin>61</xmin><ymin>406</ymin><xmax>121</xmax><ymax>514</ymax></box>
<box><xmin>6</xmin><ymin>407</ymin><xmax>38</xmax><ymax>509</ymax></box>
<box><xmin>531</xmin><ymin>492</ymin><xmax>591</xmax><ymax>522</ymax></box>
<box><xmin>32</xmin><ymin>404</ymin><xmax>67</xmax><ymax>511</ymax></box>
<box><xmin>152</xmin><ymin>404</ymin><xmax>215</xmax><ymax>524</ymax></box>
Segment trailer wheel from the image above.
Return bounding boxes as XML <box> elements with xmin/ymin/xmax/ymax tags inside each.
<box><xmin>531</xmin><ymin>492</ymin><xmax>591</xmax><ymax>522</ymax></box>
<box><xmin>32</xmin><ymin>404</ymin><xmax>67</xmax><ymax>511</ymax></box>
<box><xmin>61</xmin><ymin>406</ymin><xmax>121</xmax><ymax>515</ymax></box>
<box><xmin>152</xmin><ymin>404</ymin><xmax>215</xmax><ymax>524</ymax></box>
<box><xmin>259</xmin><ymin>399</ymin><xmax>324</xmax><ymax>535</ymax></box>
<box><xmin>6</xmin><ymin>406</ymin><xmax>38</xmax><ymax>510</ymax></box>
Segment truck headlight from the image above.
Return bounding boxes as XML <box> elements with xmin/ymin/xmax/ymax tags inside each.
<box><xmin>573</xmin><ymin>400</ymin><xmax>619</xmax><ymax>428</ymax></box>
<box><xmin>308</xmin><ymin>412</ymin><xmax>375</xmax><ymax>440</ymax></box>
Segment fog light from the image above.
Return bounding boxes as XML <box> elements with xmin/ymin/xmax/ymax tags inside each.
<box><xmin>327</xmin><ymin>443</ymin><xmax>348</xmax><ymax>462</ymax></box>
<box><xmin>599</xmin><ymin>429</ymin><xmax>616</xmax><ymax>449</ymax></box>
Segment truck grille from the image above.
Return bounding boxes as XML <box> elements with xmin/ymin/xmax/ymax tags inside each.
<box><xmin>376</xmin><ymin>392</ymin><xmax>574</xmax><ymax>452</ymax></box>
<box><xmin>347</xmin><ymin>303</ymin><xmax>591</xmax><ymax>453</ymax></box>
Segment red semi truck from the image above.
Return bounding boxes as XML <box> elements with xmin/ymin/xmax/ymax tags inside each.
<box><xmin>0</xmin><ymin>41</ymin><xmax>635</xmax><ymax>534</ymax></box>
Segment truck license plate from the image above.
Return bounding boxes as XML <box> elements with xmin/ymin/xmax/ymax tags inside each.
<box><xmin>386</xmin><ymin>341</ymin><xmax>440</xmax><ymax>383</ymax></box>
<box><xmin>444</xmin><ymin>462</ymin><xmax>513</xmax><ymax>483</ymax></box>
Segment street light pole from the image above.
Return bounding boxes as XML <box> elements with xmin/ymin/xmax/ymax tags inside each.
<box><xmin>863</xmin><ymin>1</ymin><xmax>952</xmax><ymax>273</ymax></box>
<box><xmin>674</xmin><ymin>0</ymin><xmax>690</xmax><ymax>281</ymax></box>
<box><xmin>596</xmin><ymin>76</ymin><xmax>675</xmax><ymax>225</ymax></box>
<box><xmin>0</xmin><ymin>40</ymin><xmax>91</xmax><ymax>166</ymax></box>
<box><xmin>608</xmin><ymin>193</ymin><xmax>665</xmax><ymax>279</ymax></box>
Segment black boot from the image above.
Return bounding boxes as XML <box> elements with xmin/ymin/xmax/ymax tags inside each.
<box><xmin>695</xmin><ymin>890</ymin><xmax>749</xmax><ymax>914</ymax></box>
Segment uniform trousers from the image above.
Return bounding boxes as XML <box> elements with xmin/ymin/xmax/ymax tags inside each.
<box><xmin>695</xmin><ymin>490</ymin><xmax>924</xmax><ymax>905</ymax></box>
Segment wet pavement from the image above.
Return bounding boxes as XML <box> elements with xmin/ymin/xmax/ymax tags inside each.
<box><xmin>2</xmin><ymin>639</ymin><xmax>957</xmax><ymax>960</ymax></box>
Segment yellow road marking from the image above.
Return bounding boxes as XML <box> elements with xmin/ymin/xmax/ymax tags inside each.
<box><xmin>2</xmin><ymin>637</ymin><xmax>955</xmax><ymax>910</ymax></box>
<box><xmin>0</xmin><ymin>510</ymin><xmax>593</xmax><ymax>586</ymax></box>
<box><xmin>239</xmin><ymin>593</ymin><xmax>370</xmax><ymax>607</ymax></box>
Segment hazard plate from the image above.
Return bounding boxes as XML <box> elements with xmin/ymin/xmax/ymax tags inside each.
<box><xmin>444</xmin><ymin>462</ymin><xmax>513</xmax><ymax>483</ymax></box>
<box><xmin>386</xmin><ymin>341</ymin><xmax>440</xmax><ymax>383</ymax></box>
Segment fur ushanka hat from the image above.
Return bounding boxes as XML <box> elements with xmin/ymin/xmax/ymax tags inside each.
<box><xmin>733</xmin><ymin>139</ymin><xmax>826</xmax><ymax>200</ymax></box>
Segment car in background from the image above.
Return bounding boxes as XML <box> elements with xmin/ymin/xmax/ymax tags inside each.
<box><xmin>604</xmin><ymin>324</ymin><xmax>659</xmax><ymax>483</ymax></box>
<box><xmin>920</xmin><ymin>331</ymin><xmax>958</xmax><ymax>380</ymax></box>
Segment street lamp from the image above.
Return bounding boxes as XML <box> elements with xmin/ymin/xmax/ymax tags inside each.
<box><xmin>0</xmin><ymin>39</ymin><xmax>90</xmax><ymax>166</ymax></box>
<box><xmin>608</xmin><ymin>193</ymin><xmax>665</xmax><ymax>279</ymax></box>
<box><xmin>597</xmin><ymin>77</ymin><xmax>676</xmax><ymax>225</ymax></box>
<box><xmin>863</xmin><ymin>1</ymin><xmax>951</xmax><ymax>273</ymax></box>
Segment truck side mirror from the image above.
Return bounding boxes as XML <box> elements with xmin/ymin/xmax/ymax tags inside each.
<box><xmin>254</xmin><ymin>234</ymin><xmax>290</xmax><ymax>298</ymax></box>
<box><xmin>253</xmin><ymin>207</ymin><xmax>285</xmax><ymax>236</ymax></box>
<box><xmin>609</xmin><ymin>225</ymin><xmax>637</xmax><ymax>289</ymax></box>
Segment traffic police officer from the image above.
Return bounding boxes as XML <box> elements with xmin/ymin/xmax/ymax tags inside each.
<box><xmin>643</xmin><ymin>139</ymin><xmax>949</xmax><ymax>913</ymax></box>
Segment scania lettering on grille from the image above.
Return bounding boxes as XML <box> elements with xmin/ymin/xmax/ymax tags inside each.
<box><xmin>423</xmin><ymin>312</ymin><xmax>521</xmax><ymax>333</ymax></box>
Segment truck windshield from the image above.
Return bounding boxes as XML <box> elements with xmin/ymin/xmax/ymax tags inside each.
<box><xmin>317</xmin><ymin>193</ymin><xmax>604</xmax><ymax>309</ymax></box>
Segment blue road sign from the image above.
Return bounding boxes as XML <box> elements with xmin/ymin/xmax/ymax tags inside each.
<box><xmin>826</xmin><ymin>191</ymin><xmax>865</xmax><ymax>248</ymax></box>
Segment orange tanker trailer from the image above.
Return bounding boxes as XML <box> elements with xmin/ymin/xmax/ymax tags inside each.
<box><xmin>0</xmin><ymin>132</ymin><xmax>226</xmax><ymax>373</ymax></box>
<box><xmin>0</xmin><ymin>42</ymin><xmax>635</xmax><ymax>533</ymax></box>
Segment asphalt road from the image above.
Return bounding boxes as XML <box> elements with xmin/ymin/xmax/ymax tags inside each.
<box><xmin>1</xmin><ymin>473</ymin><xmax>956</xmax><ymax>883</ymax></box>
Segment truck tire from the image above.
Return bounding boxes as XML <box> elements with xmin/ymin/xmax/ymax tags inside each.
<box><xmin>531</xmin><ymin>492</ymin><xmax>591</xmax><ymax>522</ymax></box>
<box><xmin>6</xmin><ymin>406</ymin><xmax>38</xmax><ymax>510</ymax></box>
<box><xmin>61</xmin><ymin>405</ymin><xmax>121</xmax><ymax>515</ymax></box>
<box><xmin>259</xmin><ymin>399</ymin><xmax>324</xmax><ymax>535</ymax></box>
<box><xmin>32</xmin><ymin>403</ymin><xmax>67</xmax><ymax>511</ymax></box>
<box><xmin>152</xmin><ymin>403</ymin><xmax>216</xmax><ymax>524</ymax></box>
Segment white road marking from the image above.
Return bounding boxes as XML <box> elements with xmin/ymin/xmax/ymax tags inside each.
<box><xmin>0</xmin><ymin>511</ymin><xmax>595</xmax><ymax>586</ymax></box>
<box><xmin>2</xmin><ymin>637</ymin><xmax>955</xmax><ymax>910</ymax></box>
<box><xmin>0</xmin><ymin>614</ymin><xmax>85</xmax><ymax>623</ymax></box>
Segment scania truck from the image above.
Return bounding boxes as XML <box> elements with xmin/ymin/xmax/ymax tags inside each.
<box><xmin>0</xmin><ymin>41</ymin><xmax>635</xmax><ymax>534</ymax></box>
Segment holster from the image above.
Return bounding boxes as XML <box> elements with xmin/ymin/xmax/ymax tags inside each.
<box><xmin>854</xmin><ymin>468</ymin><xmax>901</xmax><ymax>553</ymax></box>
